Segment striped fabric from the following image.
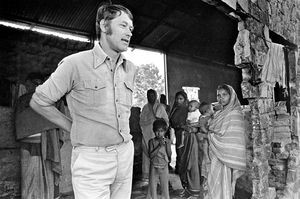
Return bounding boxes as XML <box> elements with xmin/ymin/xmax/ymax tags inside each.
<box><xmin>206</xmin><ymin>85</ymin><xmax>246</xmax><ymax>199</ymax></box>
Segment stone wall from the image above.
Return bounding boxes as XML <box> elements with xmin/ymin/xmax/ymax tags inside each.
<box><xmin>230</xmin><ymin>0</ymin><xmax>300</xmax><ymax>199</ymax></box>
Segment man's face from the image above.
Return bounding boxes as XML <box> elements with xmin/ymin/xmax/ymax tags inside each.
<box><xmin>104</xmin><ymin>11</ymin><xmax>133</xmax><ymax>53</ymax></box>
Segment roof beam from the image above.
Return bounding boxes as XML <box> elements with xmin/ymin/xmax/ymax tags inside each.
<box><xmin>134</xmin><ymin>1</ymin><xmax>180</xmax><ymax>44</ymax></box>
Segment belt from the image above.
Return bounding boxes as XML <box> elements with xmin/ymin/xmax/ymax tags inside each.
<box><xmin>73</xmin><ymin>140</ymin><xmax>130</xmax><ymax>152</ymax></box>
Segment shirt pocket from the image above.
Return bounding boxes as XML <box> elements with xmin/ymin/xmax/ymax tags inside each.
<box><xmin>83</xmin><ymin>79</ymin><xmax>107</xmax><ymax>107</ymax></box>
<box><xmin>122</xmin><ymin>80</ymin><xmax>133</xmax><ymax>106</ymax></box>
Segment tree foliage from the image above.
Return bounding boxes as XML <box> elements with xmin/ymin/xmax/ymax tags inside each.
<box><xmin>133</xmin><ymin>63</ymin><xmax>165</xmax><ymax>108</ymax></box>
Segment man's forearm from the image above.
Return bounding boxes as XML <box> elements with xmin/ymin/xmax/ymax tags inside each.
<box><xmin>30</xmin><ymin>98</ymin><xmax>72</xmax><ymax>133</ymax></box>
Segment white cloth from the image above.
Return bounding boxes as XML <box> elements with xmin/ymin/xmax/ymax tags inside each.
<box><xmin>261</xmin><ymin>42</ymin><xmax>286</xmax><ymax>88</ymax></box>
<box><xmin>187</xmin><ymin>109</ymin><xmax>201</xmax><ymax>123</ymax></box>
<box><xmin>71</xmin><ymin>141</ymin><xmax>134</xmax><ymax>199</ymax></box>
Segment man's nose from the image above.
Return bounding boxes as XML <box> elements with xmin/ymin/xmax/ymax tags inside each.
<box><xmin>126</xmin><ymin>29</ymin><xmax>132</xmax><ymax>37</ymax></box>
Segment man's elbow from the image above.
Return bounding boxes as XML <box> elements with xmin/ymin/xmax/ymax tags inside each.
<box><xmin>29</xmin><ymin>98</ymin><xmax>42</xmax><ymax>112</ymax></box>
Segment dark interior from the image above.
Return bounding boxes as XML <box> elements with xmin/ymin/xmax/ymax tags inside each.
<box><xmin>0</xmin><ymin>0</ymin><xmax>238</xmax><ymax>65</ymax></box>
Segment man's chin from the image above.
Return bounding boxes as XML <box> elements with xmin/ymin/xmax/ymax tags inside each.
<box><xmin>117</xmin><ymin>47</ymin><xmax>128</xmax><ymax>53</ymax></box>
<box><xmin>122</xmin><ymin>46</ymin><xmax>129</xmax><ymax>52</ymax></box>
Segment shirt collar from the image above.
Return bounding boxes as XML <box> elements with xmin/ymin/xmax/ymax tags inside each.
<box><xmin>92</xmin><ymin>42</ymin><xmax>128</xmax><ymax>72</ymax></box>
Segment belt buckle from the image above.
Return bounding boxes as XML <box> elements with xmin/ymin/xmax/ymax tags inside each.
<box><xmin>105</xmin><ymin>145</ymin><xmax>115</xmax><ymax>152</ymax></box>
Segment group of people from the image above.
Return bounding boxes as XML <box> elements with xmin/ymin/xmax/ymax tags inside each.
<box><xmin>139</xmin><ymin>84</ymin><xmax>247</xmax><ymax>199</ymax></box>
<box><xmin>26</xmin><ymin>2</ymin><xmax>246</xmax><ymax>199</ymax></box>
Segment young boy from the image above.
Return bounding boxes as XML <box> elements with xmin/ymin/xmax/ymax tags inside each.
<box><xmin>198</xmin><ymin>102</ymin><xmax>214</xmax><ymax>186</ymax></box>
<box><xmin>178</xmin><ymin>100</ymin><xmax>201</xmax><ymax>148</ymax></box>
<box><xmin>147</xmin><ymin>118</ymin><xmax>172</xmax><ymax>199</ymax></box>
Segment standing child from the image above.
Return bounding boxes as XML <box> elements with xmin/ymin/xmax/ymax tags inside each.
<box><xmin>178</xmin><ymin>100</ymin><xmax>201</xmax><ymax>148</ymax></box>
<box><xmin>147</xmin><ymin>118</ymin><xmax>172</xmax><ymax>199</ymax></box>
<box><xmin>198</xmin><ymin>102</ymin><xmax>214</xmax><ymax>185</ymax></box>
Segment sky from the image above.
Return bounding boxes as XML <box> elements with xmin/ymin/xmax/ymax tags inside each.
<box><xmin>123</xmin><ymin>47</ymin><xmax>165</xmax><ymax>75</ymax></box>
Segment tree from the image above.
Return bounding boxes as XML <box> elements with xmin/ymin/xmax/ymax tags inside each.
<box><xmin>133</xmin><ymin>63</ymin><xmax>165</xmax><ymax>108</ymax></box>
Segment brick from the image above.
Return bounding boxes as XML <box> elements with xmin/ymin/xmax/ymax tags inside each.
<box><xmin>252</xmin><ymin>176</ymin><xmax>269</xmax><ymax>198</ymax></box>
<box><xmin>267</xmin><ymin>187</ymin><xmax>276</xmax><ymax>199</ymax></box>
<box><xmin>234</xmin><ymin>29</ymin><xmax>252</xmax><ymax>65</ymax></box>
<box><xmin>237</xmin><ymin>0</ymin><xmax>249</xmax><ymax>13</ymax></box>
<box><xmin>252</xmin><ymin>160</ymin><xmax>269</xmax><ymax>179</ymax></box>
<box><xmin>241</xmin><ymin>81</ymin><xmax>259</xmax><ymax>98</ymax></box>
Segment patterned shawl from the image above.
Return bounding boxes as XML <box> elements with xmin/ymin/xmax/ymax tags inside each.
<box><xmin>206</xmin><ymin>85</ymin><xmax>246</xmax><ymax>199</ymax></box>
<box><xmin>208</xmin><ymin>85</ymin><xmax>246</xmax><ymax>170</ymax></box>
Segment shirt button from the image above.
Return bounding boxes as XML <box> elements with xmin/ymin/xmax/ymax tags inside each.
<box><xmin>118</xmin><ymin>115</ymin><xmax>120</xmax><ymax>118</ymax></box>
<box><xmin>95</xmin><ymin>86</ymin><xmax>98</xmax><ymax>89</ymax></box>
<box><xmin>116</xmin><ymin>99</ymin><xmax>118</xmax><ymax>102</ymax></box>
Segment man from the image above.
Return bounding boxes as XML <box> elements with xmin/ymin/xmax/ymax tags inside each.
<box><xmin>139</xmin><ymin>89</ymin><xmax>169</xmax><ymax>184</ymax></box>
<box><xmin>30</xmin><ymin>4</ymin><xmax>137</xmax><ymax>199</ymax></box>
<box><xmin>16</xmin><ymin>72</ymin><xmax>63</xmax><ymax>199</ymax></box>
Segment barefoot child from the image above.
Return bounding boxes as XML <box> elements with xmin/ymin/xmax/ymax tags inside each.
<box><xmin>147</xmin><ymin>118</ymin><xmax>172</xmax><ymax>199</ymax></box>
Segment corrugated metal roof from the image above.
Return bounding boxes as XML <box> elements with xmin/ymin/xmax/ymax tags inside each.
<box><xmin>0</xmin><ymin>0</ymin><xmax>238</xmax><ymax>64</ymax></box>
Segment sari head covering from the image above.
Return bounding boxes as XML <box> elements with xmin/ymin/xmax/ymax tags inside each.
<box><xmin>169</xmin><ymin>90</ymin><xmax>188</xmax><ymax>128</ymax></box>
<box><xmin>207</xmin><ymin>84</ymin><xmax>246</xmax><ymax>199</ymax></box>
<box><xmin>169</xmin><ymin>90</ymin><xmax>188</xmax><ymax>116</ymax></box>
<box><xmin>209</xmin><ymin>84</ymin><xmax>246</xmax><ymax>170</ymax></box>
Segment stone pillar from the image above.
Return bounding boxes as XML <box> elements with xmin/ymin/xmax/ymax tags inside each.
<box><xmin>233</xmin><ymin>1</ymin><xmax>300</xmax><ymax>198</ymax></box>
<box><xmin>234</xmin><ymin>16</ymin><xmax>273</xmax><ymax>198</ymax></box>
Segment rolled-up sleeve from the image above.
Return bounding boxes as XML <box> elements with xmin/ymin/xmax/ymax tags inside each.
<box><xmin>32</xmin><ymin>57</ymin><xmax>74</xmax><ymax>106</ymax></box>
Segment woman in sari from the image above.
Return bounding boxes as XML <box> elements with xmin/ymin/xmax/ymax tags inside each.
<box><xmin>169</xmin><ymin>90</ymin><xmax>200</xmax><ymax>197</ymax></box>
<box><xmin>206</xmin><ymin>84</ymin><xmax>246</xmax><ymax>199</ymax></box>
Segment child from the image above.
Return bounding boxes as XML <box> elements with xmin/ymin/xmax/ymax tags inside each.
<box><xmin>178</xmin><ymin>100</ymin><xmax>201</xmax><ymax>148</ymax></box>
<box><xmin>147</xmin><ymin>118</ymin><xmax>172</xmax><ymax>199</ymax></box>
<box><xmin>198</xmin><ymin>102</ymin><xmax>214</xmax><ymax>186</ymax></box>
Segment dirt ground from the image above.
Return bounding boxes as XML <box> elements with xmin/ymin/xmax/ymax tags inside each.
<box><xmin>60</xmin><ymin>144</ymin><xmax>252</xmax><ymax>199</ymax></box>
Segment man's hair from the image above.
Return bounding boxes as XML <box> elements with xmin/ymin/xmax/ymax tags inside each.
<box><xmin>152</xmin><ymin>118</ymin><xmax>168</xmax><ymax>132</ymax></box>
<box><xmin>95</xmin><ymin>4</ymin><xmax>133</xmax><ymax>40</ymax></box>
<box><xmin>199</xmin><ymin>101</ymin><xmax>211</xmax><ymax>114</ymax></box>
<box><xmin>188</xmin><ymin>100</ymin><xmax>200</xmax><ymax>109</ymax></box>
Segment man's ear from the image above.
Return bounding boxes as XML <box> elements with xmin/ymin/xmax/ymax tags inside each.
<box><xmin>99</xmin><ymin>19</ymin><xmax>107</xmax><ymax>33</ymax></box>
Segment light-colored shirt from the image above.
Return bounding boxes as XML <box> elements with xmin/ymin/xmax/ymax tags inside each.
<box><xmin>32</xmin><ymin>43</ymin><xmax>137</xmax><ymax>146</ymax></box>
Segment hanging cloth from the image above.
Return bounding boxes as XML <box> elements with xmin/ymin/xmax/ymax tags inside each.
<box><xmin>261</xmin><ymin>42</ymin><xmax>286</xmax><ymax>88</ymax></box>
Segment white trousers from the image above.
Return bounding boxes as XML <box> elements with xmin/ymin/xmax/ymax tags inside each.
<box><xmin>71</xmin><ymin>140</ymin><xmax>134</xmax><ymax>199</ymax></box>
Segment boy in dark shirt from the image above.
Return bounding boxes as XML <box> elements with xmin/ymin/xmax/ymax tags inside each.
<box><xmin>147</xmin><ymin>118</ymin><xmax>172</xmax><ymax>199</ymax></box>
